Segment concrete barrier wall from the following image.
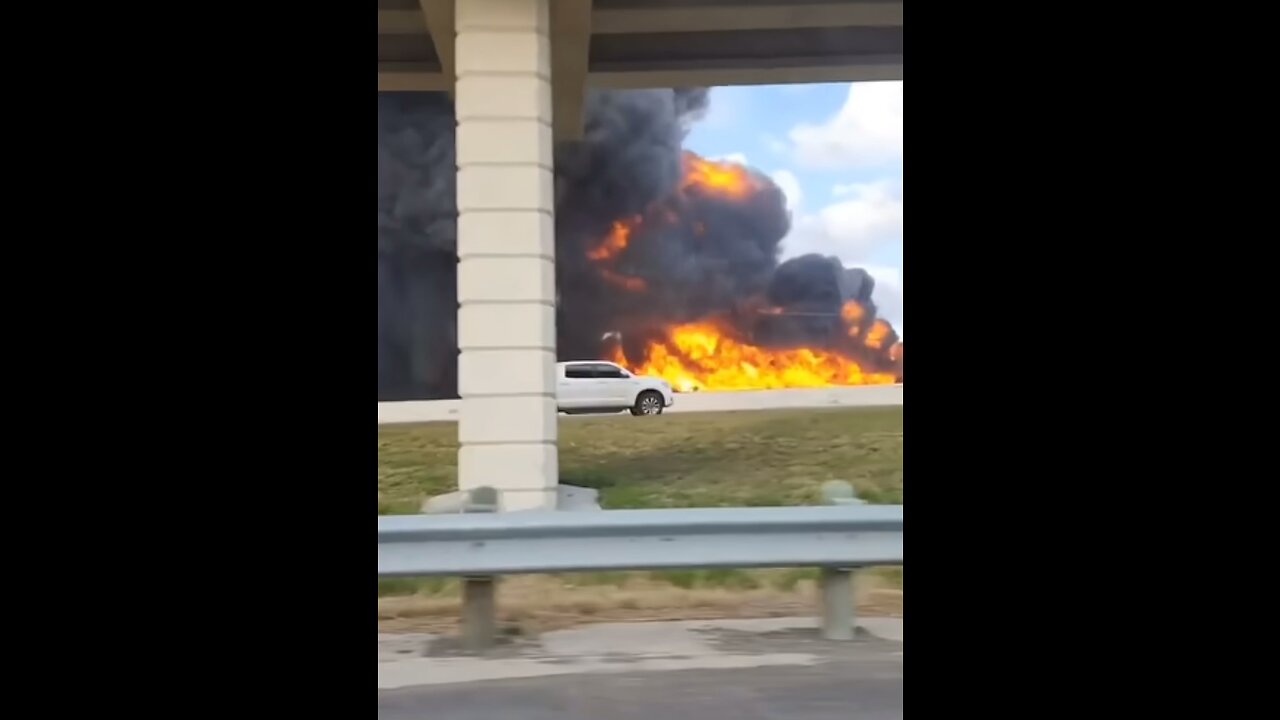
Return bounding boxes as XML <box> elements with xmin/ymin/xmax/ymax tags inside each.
<box><xmin>666</xmin><ymin>384</ymin><xmax>902</xmax><ymax>413</ymax></box>
<box><xmin>378</xmin><ymin>385</ymin><xmax>902</xmax><ymax>425</ymax></box>
<box><xmin>379</xmin><ymin>399</ymin><xmax>461</xmax><ymax>424</ymax></box>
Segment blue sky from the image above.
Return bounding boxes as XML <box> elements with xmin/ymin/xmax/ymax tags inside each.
<box><xmin>684</xmin><ymin>82</ymin><xmax>903</xmax><ymax>337</ymax></box>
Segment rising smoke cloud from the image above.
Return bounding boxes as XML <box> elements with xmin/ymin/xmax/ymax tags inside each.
<box><xmin>378</xmin><ymin>93</ymin><xmax>458</xmax><ymax>400</ymax></box>
<box><xmin>377</xmin><ymin>88</ymin><xmax>898</xmax><ymax>401</ymax></box>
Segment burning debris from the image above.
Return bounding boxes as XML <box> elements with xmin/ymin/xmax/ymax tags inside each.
<box><xmin>378</xmin><ymin>89</ymin><xmax>901</xmax><ymax>401</ymax></box>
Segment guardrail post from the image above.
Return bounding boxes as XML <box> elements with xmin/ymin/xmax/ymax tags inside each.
<box><xmin>820</xmin><ymin>567</ymin><xmax>855</xmax><ymax>640</ymax></box>
<box><xmin>462</xmin><ymin>576</ymin><xmax>497</xmax><ymax>652</ymax></box>
<box><xmin>820</xmin><ymin>480</ymin><xmax>861</xmax><ymax>640</ymax></box>
<box><xmin>459</xmin><ymin>487</ymin><xmax>499</xmax><ymax>652</ymax></box>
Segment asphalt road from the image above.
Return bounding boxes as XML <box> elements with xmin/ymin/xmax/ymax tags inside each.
<box><xmin>377</xmin><ymin>655</ymin><xmax>903</xmax><ymax>720</ymax></box>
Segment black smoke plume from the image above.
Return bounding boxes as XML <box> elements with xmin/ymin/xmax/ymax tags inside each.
<box><xmin>377</xmin><ymin>89</ymin><xmax>899</xmax><ymax>400</ymax></box>
<box><xmin>378</xmin><ymin>93</ymin><xmax>457</xmax><ymax>400</ymax></box>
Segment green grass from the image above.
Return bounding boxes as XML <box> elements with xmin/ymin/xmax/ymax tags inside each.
<box><xmin>378</xmin><ymin>406</ymin><xmax>903</xmax><ymax>512</ymax></box>
<box><xmin>377</xmin><ymin>407</ymin><xmax>904</xmax><ymax>607</ymax></box>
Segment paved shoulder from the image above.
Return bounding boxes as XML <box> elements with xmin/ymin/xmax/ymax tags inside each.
<box><xmin>379</xmin><ymin>657</ymin><xmax>902</xmax><ymax>720</ymax></box>
<box><xmin>378</xmin><ymin>617</ymin><xmax>903</xmax><ymax>719</ymax></box>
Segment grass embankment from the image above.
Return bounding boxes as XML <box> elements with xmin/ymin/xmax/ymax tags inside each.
<box><xmin>377</xmin><ymin>406</ymin><xmax>903</xmax><ymax>632</ymax></box>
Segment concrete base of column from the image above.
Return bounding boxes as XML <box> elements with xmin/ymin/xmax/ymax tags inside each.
<box><xmin>458</xmin><ymin>441</ymin><xmax>558</xmax><ymax>511</ymax></box>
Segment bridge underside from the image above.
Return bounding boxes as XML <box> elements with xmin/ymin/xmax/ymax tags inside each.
<box><xmin>379</xmin><ymin>0</ymin><xmax>903</xmax><ymax>139</ymax></box>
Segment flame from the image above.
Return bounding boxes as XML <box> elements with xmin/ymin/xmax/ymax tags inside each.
<box><xmin>680</xmin><ymin>152</ymin><xmax>759</xmax><ymax>199</ymax></box>
<box><xmin>841</xmin><ymin>300</ymin><xmax>865</xmax><ymax>337</ymax></box>
<box><xmin>864</xmin><ymin>319</ymin><xmax>891</xmax><ymax>350</ymax></box>
<box><xmin>587</xmin><ymin>218</ymin><xmax>636</xmax><ymax>261</ymax></box>
<box><xmin>612</xmin><ymin>321</ymin><xmax>897</xmax><ymax>392</ymax></box>
<box><xmin>586</xmin><ymin>216</ymin><xmax>645</xmax><ymax>291</ymax></box>
<box><xmin>840</xmin><ymin>300</ymin><xmax>865</xmax><ymax>324</ymax></box>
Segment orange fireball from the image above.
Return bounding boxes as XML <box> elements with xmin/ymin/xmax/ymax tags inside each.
<box><xmin>864</xmin><ymin>319</ymin><xmax>891</xmax><ymax>350</ymax></box>
<box><xmin>680</xmin><ymin>152</ymin><xmax>760</xmax><ymax>199</ymax></box>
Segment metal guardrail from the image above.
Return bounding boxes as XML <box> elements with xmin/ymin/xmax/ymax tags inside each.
<box><xmin>379</xmin><ymin>505</ymin><xmax>903</xmax><ymax>576</ymax></box>
<box><xmin>378</xmin><ymin>483</ymin><xmax>902</xmax><ymax>650</ymax></box>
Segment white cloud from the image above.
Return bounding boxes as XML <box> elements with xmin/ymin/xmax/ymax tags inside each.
<box><xmin>782</xmin><ymin>179</ymin><xmax>902</xmax><ymax>264</ymax></box>
<box><xmin>788</xmin><ymin>82</ymin><xmax>902</xmax><ymax>169</ymax></box>
<box><xmin>714</xmin><ymin>152</ymin><xmax>749</xmax><ymax>166</ymax></box>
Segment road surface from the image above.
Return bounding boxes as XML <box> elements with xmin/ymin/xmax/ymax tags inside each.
<box><xmin>378</xmin><ymin>617</ymin><xmax>903</xmax><ymax>719</ymax></box>
<box><xmin>378</xmin><ymin>658</ymin><xmax>902</xmax><ymax>720</ymax></box>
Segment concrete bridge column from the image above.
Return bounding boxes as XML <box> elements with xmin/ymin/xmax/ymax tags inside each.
<box><xmin>454</xmin><ymin>0</ymin><xmax>558</xmax><ymax>511</ymax></box>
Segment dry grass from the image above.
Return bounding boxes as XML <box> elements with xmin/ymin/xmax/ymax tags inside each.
<box><xmin>377</xmin><ymin>570</ymin><xmax>903</xmax><ymax>634</ymax></box>
<box><xmin>377</xmin><ymin>406</ymin><xmax>904</xmax><ymax>628</ymax></box>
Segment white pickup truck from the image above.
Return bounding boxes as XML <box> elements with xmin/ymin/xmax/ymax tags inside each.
<box><xmin>556</xmin><ymin>361</ymin><xmax>675</xmax><ymax>416</ymax></box>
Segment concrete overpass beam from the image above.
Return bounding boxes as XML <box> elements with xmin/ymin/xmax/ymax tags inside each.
<box><xmin>550</xmin><ymin>0</ymin><xmax>592</xmax><ymax>142</ymax></box>
<box><xmin>417</xmin><ymin>0</ymin><xmax>455</xmax><ymax>97</ymax></box>
<box><xmin>591</xmin><ymin>2</ymin><xmax>903</xmax><ymax>34</ymax></box>
<box><xmin>455</xmin><ymin>0</ymin><xmax>558</xmax><ymax>511</ymax></box>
